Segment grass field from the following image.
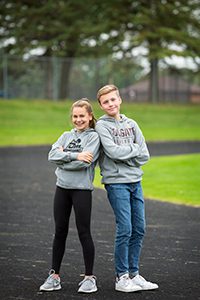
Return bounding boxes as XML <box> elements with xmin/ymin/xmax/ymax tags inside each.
<box><xmin>0</xmin><ymin>99</ymin><xmax>200</xmax><ymax>145</ymax></box>
<box><xmin>1</xmin><ymin>99</ymin><xmax>200</xmax><ymax>206</ymax></box>
<box><xmin>94</xmin><ymin>153</ymin><xmax>200</xmax><ymax>207</ymax></box>
<box><xmin>142</xmin><ymin>153</ymin><xmax>200</xmax><ymax>206</ymax></box>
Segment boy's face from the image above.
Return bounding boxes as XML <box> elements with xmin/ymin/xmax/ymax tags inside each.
<box><xmin>99</xmin><ymin>90</ymin><xmax>122</xmax><ymax>119</ymax></box>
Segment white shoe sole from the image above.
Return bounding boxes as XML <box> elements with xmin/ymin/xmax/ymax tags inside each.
<box><xmin>140</xmin><ymin>285</ymin><xmax>159</xmax><ymax>291</ymax></box>
<box><xmin>78</xmin><ymin>287</ymin><xmax>98</xmax><ymax>293</ymax></box>
<box><xmin>115</xmin><ymin>286</ymin><xmax>142</xmax><ymax>293</ymax></box>
<box><xmin>39</xmin><ymin>285</ymin><xmax>61</xmax><ymax>292</ymax></box>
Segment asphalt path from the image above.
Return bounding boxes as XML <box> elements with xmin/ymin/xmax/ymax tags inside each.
<box><xmin>0</xmin><ymin>142</ymin><xmax>200</xmax><ymax>300</ymax></box>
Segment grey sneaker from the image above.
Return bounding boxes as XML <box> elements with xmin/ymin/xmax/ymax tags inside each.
<box><xmin>39</xmin><ymin>270</ymin><xmax>61</xmax><ymax>291</ymax></box>
<box><xmin>131</xmin><ymin>274</ymin><xmax>158</xmax><ymax>290</ymax></box>
<box><xmin>78</xmin><ymin>276</ymin><xmax>98</xmax><ymax>293</ymax></box>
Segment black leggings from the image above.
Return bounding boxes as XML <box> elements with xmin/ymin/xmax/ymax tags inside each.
<box><xmin>52</xmin><ymin>186</ymin><xmax>95</xmax><ymax>275</ymax></box>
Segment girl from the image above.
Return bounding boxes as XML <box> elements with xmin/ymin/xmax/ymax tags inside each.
<box><xmin>39</xmin><ymin>99</ymin><xmax>100</xmax><ymax>293</ymax></box>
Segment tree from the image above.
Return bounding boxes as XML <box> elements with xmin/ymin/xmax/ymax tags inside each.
<box><xmin>90</xmin><ymin>0</ymin><xmax>200</xmax><ymax>102</ymax></box>
<box><xmin>0</xmin><ymin>0</ymin><xmax>103</xmax><ymax>98</ymax></box>
<box><xmin>137</xmin><ymin>0</ymin><xmax>200</xmax><ymax>102</ymax></box>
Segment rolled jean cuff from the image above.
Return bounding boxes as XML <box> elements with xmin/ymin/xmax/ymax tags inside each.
<box><xmin>117</xmin><ymin>271</ymin><xmax>129</xmax><ymax>278</ymax></box>
<box><xmin>129</xmin><ymin>271</ymin><xmax>139</xmax><ymax>277</ymax></box>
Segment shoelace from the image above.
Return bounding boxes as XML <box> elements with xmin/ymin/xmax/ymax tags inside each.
<box><xmin>137</xmin><ymin>275</ymin><xmax>146</xmax><ymax>282</ymax></box>
<box><xmin>46</xmin><ymin>270</ymin><xmax>60</xmax><ymax>284</ymax></box>
<box><xmin>46</xmin><ymin>275</ymin><xmax>57</xmax><ymax>284</ymax></box>
<box><xmin>117</xmin><ymin>275</ymin><xmax>130</xmax><ymax>285</ymax></box>
<box><xmin>79</xmin><ymin>275</ymin><xmax>96</xmax><ymax>286</ymax></box>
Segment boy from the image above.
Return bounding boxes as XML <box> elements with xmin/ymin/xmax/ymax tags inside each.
<box><xmin>95</xmin><ymin>84</ymin><xmax>158</xmax><ymax>293</ymax></box>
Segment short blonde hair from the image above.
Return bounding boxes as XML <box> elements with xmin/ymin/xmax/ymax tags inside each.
<box><xmin>97</xmin><ymin>84</ymin><xmax>119</xmax><ymax>102</ymax></box>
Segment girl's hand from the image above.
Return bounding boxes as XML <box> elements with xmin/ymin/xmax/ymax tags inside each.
<box><xmin>77</xmin><ymin>151</ymin><xmax>93</xmax><ymax>163</ymax></box>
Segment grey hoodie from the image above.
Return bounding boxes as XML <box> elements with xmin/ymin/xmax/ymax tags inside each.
<box><xmin>48</xmin><ymin>128</ymin><xmax>100</xmax><ymax>190</ymax></box>
<box><xmin>95</xmin><ymin>114</ymin><xmax>150</xmax><ymax>184</ymax></box>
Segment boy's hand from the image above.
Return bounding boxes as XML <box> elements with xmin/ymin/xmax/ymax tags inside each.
<box><xmin>77</xmin><ymin>151</ymin><xmax>93</xmax><ymax>163</ymax></box>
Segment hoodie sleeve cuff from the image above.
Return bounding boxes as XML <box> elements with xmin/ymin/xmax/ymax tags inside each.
<box><xmin>69</xmin><ymin>152</ymin><xmax>78</xmax><ymax>161</ymax></box>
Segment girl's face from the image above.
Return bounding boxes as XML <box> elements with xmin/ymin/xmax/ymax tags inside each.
<box><xmin>72</xmin><ymin>106</ymin><xmax>92</xmax><ymax>132</ymax></box>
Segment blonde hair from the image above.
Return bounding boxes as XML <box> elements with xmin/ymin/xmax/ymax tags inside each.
<box><xmin>97</xmin><ymin>84</ymin><xmax>120</xmax><ymax>102</ymax></box>
<box><xmin>71</xmin><ymin>98</ymin><xmax>96</xmax><ymax>128</ymax></box>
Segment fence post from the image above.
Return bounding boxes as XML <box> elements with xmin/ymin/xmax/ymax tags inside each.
<box><xmin>52</xmin><ymin>56</ymin><xmax>59</xmax><ymax>101</ymax></box>
<box><xmin>3</xmin><ymin>54</ymin><xmax>8</xmax><ymax>99</ymax></box>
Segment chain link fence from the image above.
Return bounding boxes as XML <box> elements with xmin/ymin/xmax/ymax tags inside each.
<box><xmin>0</xmin><ymin>55</ymin><xmax>109</xmax><ymax>100</ymax></box>
<box><xmin>1</xmin><ymin>54</ymin><xmax>200</xmax><ymax>103</ymax></box>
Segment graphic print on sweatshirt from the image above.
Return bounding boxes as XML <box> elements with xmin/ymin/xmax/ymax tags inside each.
<box><xmin>111</xmin><ymin>126</ymin><xmax>136</xmax><ymax>145</ymax></box>
<box><xmin>63</xmin><ymin>138</ymin><xmax>83</xmax><ymax>152</ymax></box>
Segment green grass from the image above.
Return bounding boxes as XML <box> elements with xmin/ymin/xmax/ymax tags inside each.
<box><xmin>94</xmin><ymin>153</ymin><xmax>200</xmax><ymax>207</ymax></box>
<box><xmin>0</xmin><ymin>99</ymin><xmax>200</xmax><ymax>146</ymax></box>
<box><xmin>0</xmin><ymin>100</ymin><xmax>74</xmax><ymax>146</ymax></box>
<box><xmin>143</xmin><ymin>153</ymin><xmax>200</xmax><ymax>206</ymax></box>
<box><xmin>121</xmin><ymin>103</ymin><xmax>200</xmax><ymax>141</ymax></box>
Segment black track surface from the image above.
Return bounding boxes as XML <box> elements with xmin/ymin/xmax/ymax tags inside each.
<box><xmin>0</xmin><ymin>142</ymin><xmax>199</xmax><ymax>300</ymax></box>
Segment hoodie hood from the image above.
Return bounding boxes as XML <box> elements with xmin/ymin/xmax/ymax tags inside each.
<box><xmin>71</xmin><ymin>127</ymin><xmax>96</xmax><ymax>135</ymax></box>
<box><xmin>97</xmin><ymin>114</ymin><xmax>129</xmax><ymax>123</ymax></box>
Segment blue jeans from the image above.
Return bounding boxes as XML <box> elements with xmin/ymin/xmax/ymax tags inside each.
<box><xmin>105</xmin><ymin>182</ymin><xmax>146</xmax><ymax>277</ymax></box>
